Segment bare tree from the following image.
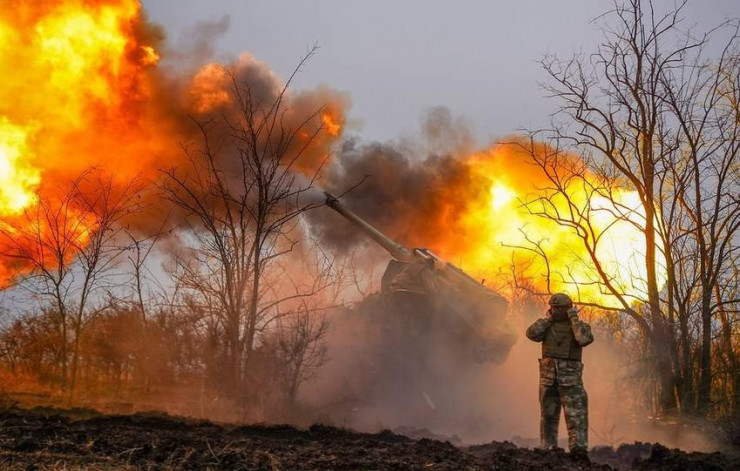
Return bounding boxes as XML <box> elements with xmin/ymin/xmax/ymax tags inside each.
<box><xmin>0</xmin><ymin>170</ymin><xmax>142</xmax><ymax>394</ymax></box>
<box><xmin>271</xmin><ymin>305</ymin><xmax>329</xmax><ymax>409</ymax></box>
<box><xmin>525</xmin><ymin>0</ymin><xmax>740</xmax><ymax>414</ymax></box>
<box><xmin>658</xmin><ymin>30</ymin><xmax>740</xmax><ymax>413</ymax></box>
<box><xmin>66</xmin><ymin>174</ymin><xmax>143</xmax><ymax>397</ymax></box>
<box><xmin>160</xmin><ymin>49</ymin><xmax>337</xmax><ymax>406</ymax></box>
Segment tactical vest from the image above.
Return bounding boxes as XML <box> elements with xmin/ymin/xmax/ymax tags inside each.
<box><xmin>542</xmin><ymin>320</ymin><xmax>582</xmax><ymax>361</ymax></box>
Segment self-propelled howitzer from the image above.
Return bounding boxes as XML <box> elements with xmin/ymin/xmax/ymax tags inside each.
<box><xmin>324</xmin><ymin>192</ymin><xmax>516</xmax><ymax>363</ymax></box>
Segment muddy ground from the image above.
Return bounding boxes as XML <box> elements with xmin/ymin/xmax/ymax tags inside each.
<box><xmin>0</xmin><ymin>408</ymin><xmax>736</xmax><ymax>470</ymax></box>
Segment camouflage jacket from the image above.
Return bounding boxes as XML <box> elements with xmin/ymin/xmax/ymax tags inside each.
<box><xmin>526</xmin><ymin>315</ymin><xmax>594</xmax><ymax>386</ymax></box>
<box><xmin>526</xmin><ymin>317</ymin><xmax>594</xmax><ymax>348</ymax></box>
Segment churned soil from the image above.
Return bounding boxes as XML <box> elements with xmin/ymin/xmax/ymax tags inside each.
<box><xmin>0</xmin><ymin>407</ymin><xmax>736</xmax><ymax>470</ymax></box>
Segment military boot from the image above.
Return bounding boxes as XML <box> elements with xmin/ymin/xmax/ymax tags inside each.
<box><xmin>569</xmin><ymin>446</ymin><xmax>590</xmax><ymax>465</ymax></box>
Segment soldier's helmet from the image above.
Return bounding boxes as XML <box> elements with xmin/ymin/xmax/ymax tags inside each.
<box><xmin>548</xmin><ymin>292</ymin><xmax>573</xmax><ymax>308</ymax></box>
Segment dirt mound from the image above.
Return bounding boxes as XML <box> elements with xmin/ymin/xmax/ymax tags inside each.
<box><xmin>589</xmin><ymin>442</ymin><xmax>739</xmax><ymax>471</ymax></box>
<box><xmin>0</xmin><ymin>407</ymin><xmax>736</xmax><ymax>470</ymax></box>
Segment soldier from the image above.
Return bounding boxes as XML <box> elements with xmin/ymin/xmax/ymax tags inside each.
<box><xmin>526</xmin><ymin>292</ymin><xmax>593</xmax><ymax>456</ymax></box>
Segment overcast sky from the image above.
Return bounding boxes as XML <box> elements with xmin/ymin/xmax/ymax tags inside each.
<box><xmin>142</xmin><ymin>0</ymin><xmax>740</xmax><ymax>146</ymax></box>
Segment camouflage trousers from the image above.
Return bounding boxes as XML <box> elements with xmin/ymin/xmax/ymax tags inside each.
<box><xmin>538</xmin><ymin>358</ymin><xmax>588</xmax><ymax>451</ymax></box>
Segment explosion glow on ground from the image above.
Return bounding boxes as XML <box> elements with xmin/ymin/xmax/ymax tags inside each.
<box><xmin>0</xmin><ymin>0</ymin><xmax>663</xmax><ymax>308</ymax></box>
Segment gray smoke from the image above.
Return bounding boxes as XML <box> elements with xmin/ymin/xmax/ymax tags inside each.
<box><xmin>306</xmin><ymin>107</ymin><xmax>486</xmax><ymax>254</ymax></box>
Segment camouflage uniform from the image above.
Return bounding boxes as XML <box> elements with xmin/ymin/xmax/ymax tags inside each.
<box><xmin>526</xmin><ymin>308</ymin><xmax>593</xmax><ymax>452</ymax></box>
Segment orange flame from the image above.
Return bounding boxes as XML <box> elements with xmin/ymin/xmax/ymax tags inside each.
<box><xmin>419</xmin><ymin>142</ymin><xmax>666</xmax><ymax>308</ymax></box>
<box><xmin>0</xmin><ymin>0</ymin><xmax>167</xmax><ymax>192</ymax></box>
<box><xmin>0</xmin><ymin>0</ymin><xmax>163</xmax><ymax>283</ymax></box>
<box><xmin>321</xmin><ymin>112</ymin><xmax>341</xmax><ymax>136</ymax></box>
<box><xmin>0</xmin><ymin>1</ymin><xmax>346</xmax><ymax>285</ymax></box>
<box><xmin>0</xmin><ymin>119</ymin><xmax>39</xmax><ymax>214</ymax></box>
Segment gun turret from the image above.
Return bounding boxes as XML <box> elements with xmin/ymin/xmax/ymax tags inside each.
<box><xmin>323</xmin><ymin>192</ymin><xmax>514</xmax><ymax>363</ymax></box>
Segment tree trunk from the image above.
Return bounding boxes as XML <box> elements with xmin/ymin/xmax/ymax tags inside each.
<box><xmin>678</xmin><ymin>310</ymin><xmax>695</xmax><ymax>412</ymax></box>
<box><xmin>229</xmin><ymin>307</ymin><xmax>242</xmax><ymax>397</ymax></box>
<box><xmin>716</xmin><ymin>285</ymin><xmax>739</xmax><ymax>415</ymax></box>
<box><xmin>60</xmin><ymin>314</ymin><xmax>68</xmax><ymax>391</ymax></box>
<box><xmin>697</xmin><ymin>292</ymin><xmax>713</xmax><ymax>415</ymax></box>
<box><xmin>667</xmin><ymin>305</ymin><xmax>683</xmax><ymax>412</ymax></box>
<box><xmin>644</xmin><ymin>200</ymin><xmax>678</xmax><ymax>412</ymax></box>
<box><xmin>68</xmin><ymin>323</ymin><xmax>82</xmax><ymax>400</ymax></box>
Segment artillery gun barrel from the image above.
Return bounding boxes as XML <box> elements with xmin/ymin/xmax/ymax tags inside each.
<box><xmin>324</xmin><ymin>192</ymin><xmax>504</xmax><ymax>296</ymax></box>
<box><xmin>324</xmin><ymin>192</ymin><xmax>414</xmax><ymax>262</ymax></box>
<box><xmin>324</xmin><ymin>192</ymin><xmax>512</xmax><ymax>364</ymax></box>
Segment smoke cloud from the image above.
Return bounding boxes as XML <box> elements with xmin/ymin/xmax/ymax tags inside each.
<box><xmin>307</xmin><ymin>107</ymin><xmax>482</xmax><ymax>253</ymax></box>
<box><xmin>301</xmin><ymin>299</ymin><xmax>721</xmax><ymax>451</ymax></box>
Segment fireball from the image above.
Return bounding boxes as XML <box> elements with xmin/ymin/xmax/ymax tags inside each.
<box><xmin>0</xmin><ymin>0</ymin><xmax>347</xmax><ymax>286</ymax></box>
<box><xmin>437</xmin><ymin>142</ymin><xmax>666</xmax><ymax>308</ymax></box>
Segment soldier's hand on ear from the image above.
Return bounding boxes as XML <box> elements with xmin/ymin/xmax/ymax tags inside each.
<box><xmin>568</xmin><ymin>307</ymin><xmax>579</xmax><ymax>322</ymax></box>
